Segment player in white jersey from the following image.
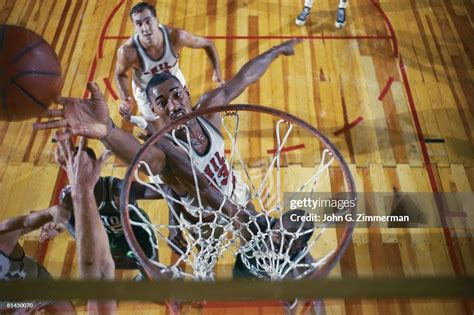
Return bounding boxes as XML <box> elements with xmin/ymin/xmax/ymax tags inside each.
<box><xmin>0</xmin><ymin>205</ymin><xmax>75</xmax><ymax>313</ymax></box>
<box><xmin>115</xmin><ymin>2</ymin><xmax>224</xmax><ymax>126</ymax></box>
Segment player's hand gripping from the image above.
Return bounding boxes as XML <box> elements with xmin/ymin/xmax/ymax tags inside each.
<box><xmin>33</xmin><ymin>82</ymin><xmax>111</xmax><ymax>141</ymax></box>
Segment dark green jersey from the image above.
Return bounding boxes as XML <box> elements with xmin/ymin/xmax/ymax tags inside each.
<box><xmin>61</xmin><ymin>176</ymin><xmax>157</xmax><ymax>269</ymax></box>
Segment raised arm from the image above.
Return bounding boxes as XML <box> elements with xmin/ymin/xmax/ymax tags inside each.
<box><xmin>196</xmin><ymin>39</ymin><xmax>302</xmax><ymax>112</ymax></box>
<box><xmin>56</xmin><ymin>137</ymin><xmax>116</xmax><ymax>314</ymax></box>
<box><xmin>171</xmin><ymin>28</ymin><xmax>224</xmax><ymax>85</ymax></box>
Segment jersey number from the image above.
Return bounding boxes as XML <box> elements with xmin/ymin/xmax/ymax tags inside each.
<box><xmin>100</xmin><ymin>215</ymin><xmax>123</xmax><ymax>233</ymax></box>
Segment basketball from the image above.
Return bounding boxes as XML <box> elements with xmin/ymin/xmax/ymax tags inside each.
<box><xmin>0</xmin><ymin>25</ymin><xmax>63</xmax><ymax>121</ymax></box>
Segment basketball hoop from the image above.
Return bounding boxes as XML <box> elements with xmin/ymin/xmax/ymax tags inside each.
<box><xmin>120</xmin><ymin>104</ymin><xmax>356</xmax><ymax>282</ymax></box>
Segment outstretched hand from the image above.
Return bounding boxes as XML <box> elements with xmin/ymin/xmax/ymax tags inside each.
<box><xmin>33</xmin><ymin>82</ymin><xmax>111</xmax><ymax>141</ymax></box>
<box><xmin>55</xmin><ymin>137</ymin><xmax>112</xmax><ymax>190</ymax></box>
<box><xmin>273</xmin><ymin>38</ymin><xmax>303</xmax><ymax>56</ymax></box>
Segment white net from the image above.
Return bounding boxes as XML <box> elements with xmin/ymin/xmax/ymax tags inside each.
<box><xmin>123</xmin><ymin>109</ymin><xmax>354</xmax><ymax>281</ymax></box>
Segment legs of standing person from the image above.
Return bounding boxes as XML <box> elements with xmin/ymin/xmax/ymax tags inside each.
<box><xmin>295</xmin><ymin>0</ymin><xmax>314</xmax><ymax>25</ymax></box>
<box><xmin>335</xmin><ymin>0</ymin><xmax>348</xmax><ymax>28</ymax></box>
<box><xmin>295</xmin><ymin>0</ymin><xmax>349</xmax><ymax>28</ymax></box>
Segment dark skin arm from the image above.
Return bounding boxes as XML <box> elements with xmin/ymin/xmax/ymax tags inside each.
<box><xmin>122</xmin><ymin>180</ymin><xmax>167</xmax><ymax>201</ymax></box>
<box><xmin>195</xmin><ymin>39</ymin><xmax>303</xmax><ymax>128</ymax></box>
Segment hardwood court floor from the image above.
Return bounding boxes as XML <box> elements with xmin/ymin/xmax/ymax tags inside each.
<box><xmin>0</xmin><ymin>0</ymin><xmax>472</xmax><ymax>314</ymax></box>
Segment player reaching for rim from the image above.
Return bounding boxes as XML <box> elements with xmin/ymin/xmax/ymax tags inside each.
<box><xmin>115</xmin><ymin>2</ymin><xmax>224</xmax><ymax>128</ymax></box>
<box><xmin>54</xmin><ymin>137</ymin><xmax>117</xmax><ymax>314</ymax></box>
<box><xmin>34</xmin><ymin>39</ymin><xmax>302</xmax><ymax>212</ymax></box>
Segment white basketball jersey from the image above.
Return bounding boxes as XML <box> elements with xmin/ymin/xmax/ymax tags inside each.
<box><xmin>152</xmin><ymin>118</ymin><xmax>250</xmax><ymax>221</ymax></box>
<box><xmin>170</xmin><ymin>117</ymin><xmax>235</xmax><ymax>195</ymax></box>
<box><xmin>132</xmin><ymin>24</ymin><xmax>186</xmax><ymax>89</ymax></box>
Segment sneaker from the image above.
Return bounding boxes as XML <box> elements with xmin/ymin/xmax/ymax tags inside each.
<box><xmin>335</xmin><ymin>7</ymin><xmax>346</xmax><ymax>28</ymax></box>
<box><xmin>295</xmin><ymin>7</ymin><xmax>311</xmax><ymax>26</ymax></box>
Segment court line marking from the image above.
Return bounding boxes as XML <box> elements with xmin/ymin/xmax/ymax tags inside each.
<box><xmin>333</xmin><ymin>117</ymin><xmax>364</xmax><ymax>136</ymax></box>
<box><xmin>378</xmin><ymin>77</ymin><xmax>394</xmax><ymax>101</ymax></box>
<box><xmin>103</xmin><ymin>77</ymin><xmax>119</xmax><ymax>100</ymax></box>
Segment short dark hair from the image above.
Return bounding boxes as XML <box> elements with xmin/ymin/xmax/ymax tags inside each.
<box><xmin>130</xmin><ymin>2</ymin><xmax>156</xmax><ymax>19</ymax></box>
<box><xmin>281</xmin><ymin>209</ymin><xmax>314</xmax><ymax>244</ymax></box>
<box><xmin>145</xmin><ymin>72</ymin><xmax>181</xmax><ymax>102</ymax></box>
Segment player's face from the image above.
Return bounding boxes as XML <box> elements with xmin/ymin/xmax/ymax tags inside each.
<box><xmin>148</xmin><ymin>78</ymin><xmax>191</xmax><ymax>123</ymax></box>
<box><xmin>132</xmin><ymin>9</ymin><xmax>159</xmax><ymax>46</ymax></box>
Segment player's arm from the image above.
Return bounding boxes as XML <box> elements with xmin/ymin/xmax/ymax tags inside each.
<box><xmin>171</xmin><ymin>28</ymin><xmax>224</xmax><ymax>85</ymax></box>
<box><xmin>56</xmin><ymin>137</ymin><xmax>117</xmax><ymax>314</ymax></box>
<box><xmin>115</xmin><ymin>41</ymin><xmax>137</xmax><ymax>120</ymax></box>
<box><xmin>0</xmin><ymin>205</ymin><xmax>70</xmax><ymax>254</ymax></box>
<box><xmin>0</xmin><ymin>205</ymin><xmax>69</xmax><ymax>236</ymax></box>
<box><xmin>196</xmin><ymin>39</ymin><xmax>302</xmax><ymax>113</ymax></box>
<box><xmin>103</xmin><ymin>121</ymin><xmax>166</xmax><ymax>174</ymax></box>
<box><xmin>114</xmin><ymin>179</ymin><xmax>167</xmax><ymax>201</ymax></box>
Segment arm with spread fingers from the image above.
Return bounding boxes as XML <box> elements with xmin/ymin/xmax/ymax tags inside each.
<box><xmin>55</xmin><ymin>137</ymin><xmax>117</xmax><ymax>314</ymax></box>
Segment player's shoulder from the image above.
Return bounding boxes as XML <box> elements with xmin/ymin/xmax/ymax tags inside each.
<box><xmin>117</xmin><ymin>37</ymin><xmax>138</xmax><ymax>60</ymax></box>
<box><xmin>166</xmin><ymin>26</ymin><xmax>188</xmax><ymax>43</ymax></box>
